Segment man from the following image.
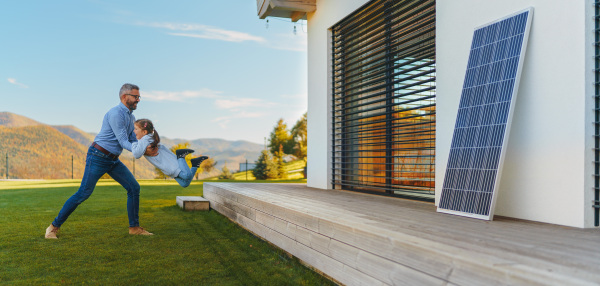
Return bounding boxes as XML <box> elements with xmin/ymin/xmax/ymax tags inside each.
<box><xmin>45</xmin><ymin>83</ymin><xmax>157</xmax><ymax>239</ymax></box>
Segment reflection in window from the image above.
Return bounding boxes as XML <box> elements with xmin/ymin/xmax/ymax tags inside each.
<box><xmin>332</xmin><ymin>0</ymin><xmax>436</xmax><ymax>200</ymax></box>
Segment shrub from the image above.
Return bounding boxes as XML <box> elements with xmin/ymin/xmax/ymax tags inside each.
<box><xmin>218</xmin><ymin>165</ymin><xmax>234</xmax><ymax>180</ymax></box>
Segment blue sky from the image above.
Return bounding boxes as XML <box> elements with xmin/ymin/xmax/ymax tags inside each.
<box><xmin>0</xmin><ymin>0</ymin><xmax>307</xmax><ymax>144</ymax></box>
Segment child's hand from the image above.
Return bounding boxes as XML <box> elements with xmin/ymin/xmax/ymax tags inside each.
<box><xmin>143</xmin><ymin>134</ymin><xmax>154</xmax><ymax>143</ymax></box>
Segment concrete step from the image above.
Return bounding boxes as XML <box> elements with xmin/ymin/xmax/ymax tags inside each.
<box><xmin>176</xmin><ymin>196</ymin><xmax>210</xmax><ymax>211</ymax></box>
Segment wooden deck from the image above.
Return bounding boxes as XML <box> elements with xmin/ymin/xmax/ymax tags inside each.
<box><xmin>203</xmin><ymin>183</ymin><xmax>600</xmax><ymax>286</ymax></box>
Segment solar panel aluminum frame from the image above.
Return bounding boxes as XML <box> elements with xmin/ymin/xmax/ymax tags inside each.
<box><xmin>595</xmin><ymin>1</ymin><xmax>600</xmax><ymax>227</ymax></box>
<box><xmin>437</xmin><ymin>7</ymin><xmax>534</xmax><ymax>220</ymax></box>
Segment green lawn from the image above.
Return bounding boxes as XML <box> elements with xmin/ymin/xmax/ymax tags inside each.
<box><xmin>0</xmin><ymin>179</ymin><xmax>332</xmax><ymax>285</ymax></box>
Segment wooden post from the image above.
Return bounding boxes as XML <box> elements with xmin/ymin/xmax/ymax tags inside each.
<box><xmin>71</xmin><ymin>155</ymin><xmax>74</xmax><ymax>179</ymax></box>
<box><xmin>246</xmin><ymin>159</ymin><xmax>248</xmax><ymax>181</ymax></box>
<box><xmin>5</xmin><ymin>153</ymin><xmax>8</xmax><ymax>179</ymax></box>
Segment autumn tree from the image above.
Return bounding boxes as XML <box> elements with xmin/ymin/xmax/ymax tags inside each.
<box><xmin>269</xmin><ymin>119</ymin><xmax>295</xmax><ymax>178</ymax></box>
<box><xmin>290</xmin><ymin>112</ymin><xmax>307</xmax><ymax>161</ymax></box>
<box><xmin>275</xmin><ymin>145</ymin><xmax>286</xmax><ymax>179</ymax></box>
<box><xmin>268</xmin><ymin>119</ymin><xmax>293</xmax><ymax>156</ymax></box>
<box><xmin>195</xmin><ymin>157</ymin><xmax>217</xmax><ymax>180</ymax></box>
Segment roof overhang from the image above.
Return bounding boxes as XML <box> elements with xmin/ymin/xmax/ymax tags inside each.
<box><xmin>257</xmin><ymin>0</ymin><xmax>316</xmax><ymax>22</ymax></box>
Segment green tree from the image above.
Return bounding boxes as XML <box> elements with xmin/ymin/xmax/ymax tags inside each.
<box><xmin>218</xmin><ymin>164</ymin><xmax>234</xmax><ymax>180</ymax></box>
<box><xmin>268</xmin><ymin>119</ymin><xmax>293</xmax><ymax>156</ymax></box>
<box><xmin>253</xmin><ymin>150</ymin><xmax>279</xmax><ymax>180</ymax></box>
<box><xmin>290</xmin><ymin>112</ymin><xmax>307</xmax><ymax>160</ymax></box>
<box><xmin>155</xmin><ymin>142</ymin><xmax>191</xmax><ymax>179</ymax></box>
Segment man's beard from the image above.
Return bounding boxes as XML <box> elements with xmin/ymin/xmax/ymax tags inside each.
<box><xmin>128</xmin><ymin>101</ymin><xmax>138</xmax><ymax>110</ymax></box>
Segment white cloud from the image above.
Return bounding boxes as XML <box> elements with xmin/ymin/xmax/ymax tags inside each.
<box><xmin>7</xmin><ymin>78</ymin><xmax>28</xmax><ymax>88</ymax></box>
<box><xmin>143</xmin><ymin>89</ymin><xmax>222</xmax><ymax>102</ymax></box>
<box><xmin>212</xmin><ymin>97</ymin><xmax>275</xmax><ymax>128</ymax></box>
<box><xmin>215</xmin><ymin>98</ymin><xmax>274</xmax><ymax>110</ymax></box>
<box><xmin>134</xmin><ymin>21</ymin><xmax>306</xmax><ymax>52</ymax></box>
<box><xmin>137</xmin><ymin>22</ymin><xmax>266</xmax><ymax>43</ymax></box>
<box><xmin>213</xmin><ymin>94</ymin><xmax>304</xmax><ymax>128</ymax></box>
<box><xmin>168</xmin><ymin>32</ymin><xmax>265</xmax><ymax>43</ymax></box>
<box><xmin>213</xmin><ymin>111</ymin><xmax>265</xmax><ymax>122</ymax></box>
<box><xmin>211</xmin><ymin>111</ymin><xmax>266</xmax><ymax>129</ymax></box>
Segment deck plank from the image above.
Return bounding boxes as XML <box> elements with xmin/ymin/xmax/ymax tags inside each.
<box><xmin>204</xmin><ymin>183</ymin><xmax>600</xmax><ymax>286</ymax></box>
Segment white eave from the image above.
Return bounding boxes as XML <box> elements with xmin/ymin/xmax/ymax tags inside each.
<box><xmin>257</xmin><ymin>0</ymin><xmax>316</xmax><ymax>22</ymax></box>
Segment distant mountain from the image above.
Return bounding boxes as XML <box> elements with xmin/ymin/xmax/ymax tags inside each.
<box><xmin>0</xmin><ymin>125</ymin><xmax>91</xmax><ymax>179</ymax></box>
<box><xmin>0</xmin><ymin>112</ymin><xmax>43</xmax><ymax>127</ymax></box>
<box><xmin>0</xmin><ymin>112</ymin><xmax>262</xmax><ymax>179</ymax></box>
<box><xmin>0</xmin><ymin>124</ymin><xmax>157</xmax><ymax>179</ymax></box>
<box><xmin>51</xmin><ymin>125</ymin><xmax>96</xmax><ymax>147</ymax></box>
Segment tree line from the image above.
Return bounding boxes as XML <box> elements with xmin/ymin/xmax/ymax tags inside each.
<box><xmin>252</xmin><ymin>112</ymin><xmax>307</xmax><ymax>180</ymax></box>
<box><xmin>159</xmin><ymin>112</ymin><xmax>307</xmax><ymax>180</ymax></box>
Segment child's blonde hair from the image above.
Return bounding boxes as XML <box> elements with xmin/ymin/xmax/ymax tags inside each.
<box><xmin>135</xmin><ymin>119</ymin><xmax>159</xmax><ymax>149</ymax></box>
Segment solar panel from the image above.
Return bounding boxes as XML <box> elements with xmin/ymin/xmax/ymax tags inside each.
<box><xmin>438</xmin><ymin>8</ymin><xmax>533</xmax><ymax>220</ymax></box>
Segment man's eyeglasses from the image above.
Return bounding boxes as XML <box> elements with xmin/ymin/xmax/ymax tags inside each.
<box><xmin>125</xmin><ymin>94</ymin><xmax>141</xmax><ymax>100</ymax></box>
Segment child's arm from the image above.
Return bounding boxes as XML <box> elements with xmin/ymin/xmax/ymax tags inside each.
<box><xmin>131</xmin><ymin>134</ymin><xmax>154</xmax><ymax>159</ymax></box>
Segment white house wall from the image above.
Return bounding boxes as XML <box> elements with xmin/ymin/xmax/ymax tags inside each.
<box><xmin>307</xmin><ymin>0</ymin><xmax>593</xmax><ymax>227</ymax></box>
<box><xmin>437</xmin><ymin>0</ymin><xmax>593</xmax><ymax>227</ymax></box>
<box><xmin>306</xmin><ymin>0</ymin><xmax>371</xmax><ymax>190</ymax></box>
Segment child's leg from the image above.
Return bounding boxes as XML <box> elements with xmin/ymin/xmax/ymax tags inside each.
<box><xmin>175</xmin><ymin>158</ymin><xmax>198</xmax><ymax>188</ymax></box>
<box><xmin>174</xmin><ymin>176</ymin><xmax>190</xmax><ymax>188</ymax></box>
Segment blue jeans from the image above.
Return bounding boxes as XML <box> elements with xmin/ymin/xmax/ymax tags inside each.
<box><xmin>52</xmin><ymin>146</ymin><xmax>141</xmax><ymax>228</ymax></box>
<box><xmin>174</xmin><ymin>158</ymin><xmax>198</xmax><ymax>188</ymax></box>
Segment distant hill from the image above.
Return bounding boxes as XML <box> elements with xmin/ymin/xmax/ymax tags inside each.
<box><xmin>0</xmin><ymin>112</ymin><xmax>43</xmax><ymax>127</ymax></box>
<box><xmin>0</xmin><ymin>112</ymin><xmax>262</xmax><ymax>179</ymax></box>
<box><xmin>51</xmin><ymin>125</ymin><xmax>96</xmax><ymax>147</ymax></box>
<box><xmin>0</xmin><ymin>125</ymin><xmax>157</xmax><ymax>179</ymax></box>
<box><xmin>0</xmin><ymin>125</ymin><xmax>90</xmax><ymax>179</ymax></box>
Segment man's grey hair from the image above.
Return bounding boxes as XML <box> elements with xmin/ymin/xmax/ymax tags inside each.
<box><xmin>119</xmin><ymin>83</ymin><xmax>139</xmax><ymax>98</ymax></box>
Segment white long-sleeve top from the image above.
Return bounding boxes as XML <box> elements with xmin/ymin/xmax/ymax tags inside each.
<box><xmin>144</xmin><ymin>144</ymin><xmax>181</xmax><ymax>178</ymax></box>
<box><xmin>131</xmin><ymin>134</ymin><xmax>154</xmax><ymax>159</ymax></box>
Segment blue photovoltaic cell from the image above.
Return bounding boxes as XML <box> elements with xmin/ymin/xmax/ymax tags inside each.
<box><xmin>438</xmin><ymin>9</ymin><xmax>532</xmax><ymax>219</ymax></box>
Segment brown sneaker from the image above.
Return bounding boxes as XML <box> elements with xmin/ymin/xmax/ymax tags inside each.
<box><xmin>129</xmin><ymin>226</ymin><xmax>153</xmax><ymax>236</ymax></box>
<box><xmin>45</xmin><ymin>224</ymin><xmax>59</xmax><ymax>239</ymax></box>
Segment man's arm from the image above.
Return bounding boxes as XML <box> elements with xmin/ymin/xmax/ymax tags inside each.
<box><xmin>107</xmin><ymin>111</ymin><xmax>134</xmax><ymax>152</ymax></box>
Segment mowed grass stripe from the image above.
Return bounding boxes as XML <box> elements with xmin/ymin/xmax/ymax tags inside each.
<box><xmin>0</xmin><ymin>180</ymin><xmax>332</xmax><ymax>285</ymax></box>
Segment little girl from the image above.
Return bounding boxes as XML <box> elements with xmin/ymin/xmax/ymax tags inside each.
<box><xmin>134</xmin><ymin>119</ymin><xmax>208</xmax><ymax>188</ymax></box>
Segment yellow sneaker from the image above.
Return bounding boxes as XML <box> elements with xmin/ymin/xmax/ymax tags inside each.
<box><xmin>129</xmin><ymin>226</ymin><xmax>153</xmax><ymax>236</ymax></box>
<box><xmin>45</xmin><ymin>224</ymin><xmax>59</xmax><ymax>239</ymax></box>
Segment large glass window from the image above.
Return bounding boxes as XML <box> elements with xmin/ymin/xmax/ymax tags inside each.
<box><xmin>331</xmin><ymin>0</ymin><xmax>436</xmax><ymax>200</ymax></box>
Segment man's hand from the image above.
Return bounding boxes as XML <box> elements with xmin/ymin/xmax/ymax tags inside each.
<box><xmin>144</xmin><ymin>145</ymin><xmax>159</xmax><ymax>157</ymax></box>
